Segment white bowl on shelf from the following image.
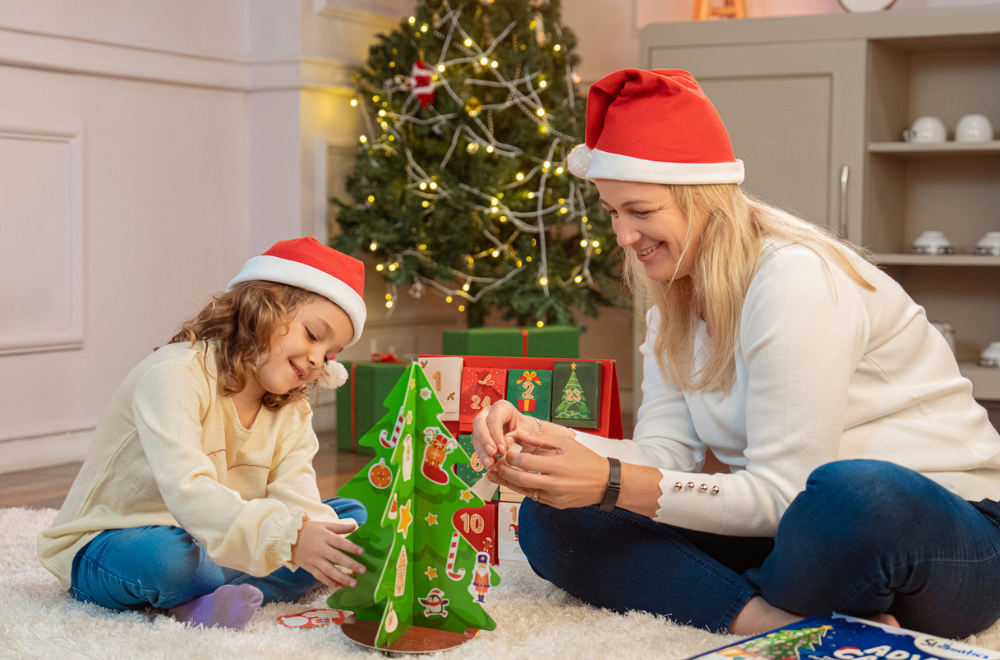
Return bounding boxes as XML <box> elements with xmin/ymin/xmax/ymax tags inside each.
<box><xmin>973</xmin><ymin>232</ymin><xmax>1000</xmax><ymax>257</ymax></box>
<box><xmin>910</xmin><ymin>231</ymin><xmax>955</xmax><ymax>255</ymax></box>
<box><xmin>981</xmin><ymin>342</ymin><xmax>1000</xmax><ymax>369</ymax></box>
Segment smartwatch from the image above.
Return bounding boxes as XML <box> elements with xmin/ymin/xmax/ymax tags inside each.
<box><xmin>598</xmin><ymin>457</ymin><xmax>621</xmax><ymax>512</ymax></box>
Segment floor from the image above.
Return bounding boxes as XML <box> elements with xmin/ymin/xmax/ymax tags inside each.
<box><xmin>0</xmin><ymin>432</ymin><xmax>369</xmax><ymax>509</ymax></box>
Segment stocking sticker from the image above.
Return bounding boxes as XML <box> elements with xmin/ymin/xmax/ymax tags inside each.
<box><xmin>368</xmin><ymin>458</ymin><xmax>392</xmax><ymax>489</ymax></box>
<box><xmin>418</xmin><ymin>588</ymin><xmax>450</xmax><ymax>618</ymax></box>
<box><xmin>445</xmin><ymin>531</ymin><xmax>466</xmax><ymax>580</ymax></box>
<box><xmin>468</xmin><ymin>552</ymin><xmax>491</xmax><ymax>604</ymax></box>
<box><xmin>421</xmin><ymin>427</ymin><xmax>455</xmax><ymax>485</ymax></box>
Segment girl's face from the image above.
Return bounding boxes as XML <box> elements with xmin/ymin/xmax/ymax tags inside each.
<box><xmin>596</xmin><ymin>179</ymin><xmax>708</xmax><ymax>282</ymax></box>
<box><xmin>256</xmin><ymin>297</ymin><xmax>353</xmax><ymax>395</ymax></box>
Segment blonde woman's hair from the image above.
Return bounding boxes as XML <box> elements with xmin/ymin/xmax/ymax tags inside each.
<box><xmin>623</xmin><ymin>184</ymin><xmax>875</xmax><ymax>394</ymax></box>
<box><xmin>169</xmin><ymin>281</ymin><xmax>319</xmax><ymax>410</ymax></box>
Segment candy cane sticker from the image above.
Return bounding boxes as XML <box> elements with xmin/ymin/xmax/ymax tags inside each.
<box><xmin>445</xmin><ymin>531</ymin><xmax>466</xmax><ymax>580</ymax></box>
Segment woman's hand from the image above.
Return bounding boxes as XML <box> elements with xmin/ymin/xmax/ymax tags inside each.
<box><xmin>470</xmin><ymin>400</ymin><xmax>539</xmax><ymax>470</ymax></box>
<box><xmin>291</xmin><ymin>520</ymin><xmax>366</xmax><ymax>590</ymax></box>
<box><xmin>488</xmin><ymin>430</ymin><xmax>610</xmax><ymax>509</ymax></box>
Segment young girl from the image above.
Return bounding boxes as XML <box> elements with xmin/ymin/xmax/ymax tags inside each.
<box><xmin>38</xmin><ymin>237</ymin><xmax>370</xmax><ymax>630</ymax></box>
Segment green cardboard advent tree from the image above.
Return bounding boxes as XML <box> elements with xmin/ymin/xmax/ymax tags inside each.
<box><xmin>328</xmin><ymin>363</ymin><xmax>501</xmax><ymax>648</ymax></box>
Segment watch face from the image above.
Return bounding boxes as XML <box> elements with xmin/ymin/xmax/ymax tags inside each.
<box><xmin>838</xmin><ymin>0</ymin><xmax>896</xmax><ymax>11</ymax></box>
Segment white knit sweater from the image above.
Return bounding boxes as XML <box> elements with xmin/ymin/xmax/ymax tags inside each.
<box><xmin>38</xmin><ymin>341</ymin><xmax>349</xmax><ymax>589</ymax></box>
<box><xmin>576</xmin><ymin>241</ymin><xmax>1000</xmax><ymax>537</ymax></box>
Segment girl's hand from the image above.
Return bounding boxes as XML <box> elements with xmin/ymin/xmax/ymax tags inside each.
<box><xmin>470</xmin><ymin>400</ymin><xmax>538</xmax><ymax>470</ymax></box>
<box><xmin>291</xmin><ymin>520</ymin><xmax>366</xmax><ymax>590</ymax></box>
<box><xmin>489</xmin><ymin>430</ymin><xmax>610</xmax><ymax>509</ymax></box>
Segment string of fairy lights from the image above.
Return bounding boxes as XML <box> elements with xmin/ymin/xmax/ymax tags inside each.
<box><xmin>349</xmin><ymin>1</ymin><xmax>603</xmax><ymax>323</ymax></box>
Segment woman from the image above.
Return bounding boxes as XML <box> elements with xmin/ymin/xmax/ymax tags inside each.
<box><xmin>471</xmin><ymin>69</ymin><xmax>1000</xmax><ymax>638</ymax></box>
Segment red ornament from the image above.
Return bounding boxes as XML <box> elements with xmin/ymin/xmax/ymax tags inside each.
<box><xmin>408</xmin><ymin>60</ymin><xmax>436</xmax><ymax>108</ymax></box>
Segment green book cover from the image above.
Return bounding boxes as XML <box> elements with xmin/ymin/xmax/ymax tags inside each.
<box><xmin>455</xmin><ymin>435</ymin><xmax>498</xmax><ymax>501</ymax></box>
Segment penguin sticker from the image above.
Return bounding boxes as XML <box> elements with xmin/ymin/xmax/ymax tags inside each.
<box><xmin>418</xmin><ymin>588</ymin><xmax>450</xmax><ymax>618</ymax></box>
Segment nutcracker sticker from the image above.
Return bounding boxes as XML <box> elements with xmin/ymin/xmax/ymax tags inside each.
<box><xmin>469</xmin><ymin>552</ymin><xmax>492</xmax><ymax>604</ymax></box>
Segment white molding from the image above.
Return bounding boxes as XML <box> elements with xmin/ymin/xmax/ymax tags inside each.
<box><xmin>0</xmin><ymin>422</ymin><xmax>96</xmax><ymax>475</ymax></box>
<box><xmin>314</xmin><ymin>135</ymin><xmax>330</xmax><ymax>244</ymax></box>
<box><xmin>313</xmin><ymin>0</ymin><xmax>412</xmax><ymax>26</ymax></box>
<box><xmin>0</xmin><ymin>117</ymin><xmax>85</xmax><ymax>357</ymax></box>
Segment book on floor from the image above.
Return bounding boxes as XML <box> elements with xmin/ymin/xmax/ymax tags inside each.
<box><xmin>686</xmin><ymin>613</ymin><xmax>999</xmax><ymax>660</ymax></box>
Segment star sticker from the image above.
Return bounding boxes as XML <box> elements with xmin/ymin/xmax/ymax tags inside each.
<box><xmin>425</xmin><ymin>567</ymin><xmax>438</xmax><ymax>580</ymax></box>
<box><xmin>460</xmin><ymin>489</ymin><xmax>473</xmax><ymax>503</ymax></box>
<box><xmin>397</xmin><ymin>500</ymin><xmax>413</xmax><ymax>539</ymax></box>
<box><xmin>424</xmin><ymin>513</ymin><xmax>438</xmax><ymax>526</ymax></box>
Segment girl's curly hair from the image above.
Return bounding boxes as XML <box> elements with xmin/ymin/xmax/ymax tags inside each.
<box><xmin>169</xmin><ymin>281</ymin><xmax>319</xmax><ymax>410</ymax></box>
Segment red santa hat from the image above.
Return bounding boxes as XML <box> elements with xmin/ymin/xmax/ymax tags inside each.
<box><xmin>227</xmin><ymin>237</ymin><xmax>366</xmax><ymax>349</ymax></box>
<box><xmin>567</xmin><ymin>69</ymin><xmax>744</xmax><ymax>185</ymax></box>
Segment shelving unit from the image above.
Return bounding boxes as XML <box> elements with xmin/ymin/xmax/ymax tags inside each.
<box><xmin>641</xmin><ymin>6</ymin><xmax>1000</xmax><ymax>403</ymax></box>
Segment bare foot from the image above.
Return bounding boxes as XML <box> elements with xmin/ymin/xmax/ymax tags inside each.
<box><xmin>728</xmin><ymin>596</ymin><xmax>802</xmax><ymax>635</ymax></box>
<box><xmin>869</xmin><ymin>613</ymin><xmax>900</xmax><ymax>628</ymax></box>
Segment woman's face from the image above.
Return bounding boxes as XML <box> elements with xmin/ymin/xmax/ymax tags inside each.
<box><xmin>596</xmin><ymin>179</ymin><xmax>707</xmax><ymax>282</ymax></box>
<box><xmin>256</xmin><ymin>297</ymin><xmax>353</xmax><ymax>395</ymax></box>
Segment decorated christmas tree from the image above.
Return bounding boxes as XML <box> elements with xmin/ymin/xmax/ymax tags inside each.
<box><xmin>328</xmin><ymin>363</ymin><xmax>501</xmax><ymax>648</ymax></box>
<box><xmin>739</xmin><ymin>625</ymin><xmax>834</xmax><ymax>660</ymax></box>
<box><xmin>331</xmin><ymin>0</ymin><xmax>625</xmax><ymax>327</ymax></box>
<box><xmin>553</xmin><ymin>362</ymin><xmax>590</xmax><ymax>419</ymax></box>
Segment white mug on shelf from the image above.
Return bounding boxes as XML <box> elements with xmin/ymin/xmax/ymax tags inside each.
<box><xmin>910</xmin><ymin>230</ymin><xmax>955</xmax><ymax>255</ymax></box>
<box><xmin>955</xmin><ymin>114</ymin><xmax>994</xmax><ymax>143</ymax></box>
<box><xmin>980</xmin><ymin>342</ymin><xmax>1000</xmax><ymax>369</ymax></box>
<box><xmin>974</xmin><ymin>231</ymin><xmax>1000</xmax><ymax>257</ymax></box>
<box><xmin>903</xmin><ymin>116</ymin><xmax>946</xmax><ymax>143</ymax></box>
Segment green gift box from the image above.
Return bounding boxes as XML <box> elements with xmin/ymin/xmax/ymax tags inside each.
<box><xmin>442</xmin><ymin>326</ymin><xmax>579</xmax><ymax>358</ymax></box>
<box><xmin>454</xmin><ymin>434</ymin><xmax>499</xmax><ymax>501</ymax></box>
<box><xmin>335</xmin><ymin>361</ymin><xmax>408</xmax><ymax>454</ymax></box>
<box><xmin>506</xmin><ymin>369</ymin><xmax>552</xmax><ymax>422</ymax></box>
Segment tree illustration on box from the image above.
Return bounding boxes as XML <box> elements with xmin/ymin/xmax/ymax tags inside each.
<box><xmin>737</xmin><ymin>625</ymin><xmax>834</xmax><ymax>660</ymax></box>
<box><xmin>327</xmin><ymin>363</ymin><xmax>501</xmax><ymax>647</ymax></box>
<box><xmin>553</xmin><ymin>362</ymin><xmax>590</xmax><ymax>419</ymax></box>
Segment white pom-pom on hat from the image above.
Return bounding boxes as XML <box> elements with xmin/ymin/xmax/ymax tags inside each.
<box><xmin>567</xmin><ymin>144</ymin><xmax>593</xmax><ymax>178</ymax></box>
<box><xmin>317</xmin><ymin>360</ymin><xmax>349</xmax><ymax>389</ymax></box>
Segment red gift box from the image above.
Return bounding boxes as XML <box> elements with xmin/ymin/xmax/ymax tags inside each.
<box><xmin>452</xmin><ymin>502</ymin><xmax>498</xmax><ymax>565</ymax></box>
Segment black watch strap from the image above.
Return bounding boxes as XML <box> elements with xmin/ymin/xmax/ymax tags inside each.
<box><xmin>598</xmin><ymin>457</ymin><xmax>622</xmax><ymax>512</ymax></box>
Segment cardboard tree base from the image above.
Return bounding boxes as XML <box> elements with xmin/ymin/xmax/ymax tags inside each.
<box><xmin>341</xmin><ymin>619</ymin><xmax>479</xmax><ymax>654</ymax></box>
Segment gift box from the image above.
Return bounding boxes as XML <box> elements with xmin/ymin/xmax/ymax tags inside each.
<box><xmin>454</xmin><ymin>434</ymin><xmax>499</xmax><ymax>501</ymax></box>
<box><xmin>551</xmin><ymin>360</ymin><xmax>602</xmax><ymax>429</ymax></box>
<box><xmin>442</xmin><ymin>326</ymin><xmax>580</xmax><ymax>359</ymax></box>
<box><xmin>417</xmin><ymin>356</ymin><xmax>463</xmax><ymax>421</ymax></box>
<box><xmin>452</xmin><ymin>502</ymin><xmax>498</xmax><ymax>565</ymax></box>
<box><xmin>506</xmin><ymin>369</ymin><xmax>552</xmax><ymax>421</ymax></box>
<box><xmin>497</xmin><ymin>499</ymin><xmax>526</xmax><ymax>563</ymax></box>
<box><xmin>459</xmin><ymin>367</ymin><xmax>508</xmax><ymax>432</ymax></box>
<box><xmin>335</xmin><ymin>360</ymin><xmax>408</xmax><ymax>454</ymax></box>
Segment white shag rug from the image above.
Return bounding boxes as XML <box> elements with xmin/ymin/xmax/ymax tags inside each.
<box><xmin>4</xmin><ymin>507</ymin><xmax>1000</xmax><ymax>660</ymax></box>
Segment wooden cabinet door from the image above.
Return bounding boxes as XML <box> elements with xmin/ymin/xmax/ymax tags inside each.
<box><xmin>645</xmin><ymin>41</ymin><xmax>867</xmax><ymax>239</ymax></box>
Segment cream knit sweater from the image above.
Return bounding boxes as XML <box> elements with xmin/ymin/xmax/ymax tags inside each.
<box><xmin>37</xmin><ymin>341</ymin><xmax>349</xmax><ymax>590</ymax></box>
<box><xmin>576</xmin><ymin>241</ymin><xmax>1000</xmax><ymax>537</ymax></box>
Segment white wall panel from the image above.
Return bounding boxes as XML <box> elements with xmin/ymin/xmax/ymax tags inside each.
<box><xmin>0</xmin><ymin>117</ymin><xmax>83</xmax><ymax>356</ymax></box>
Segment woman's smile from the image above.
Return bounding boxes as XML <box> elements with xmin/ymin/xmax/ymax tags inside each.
<box><xmin>636</xmin><ymin>241</ymin><xmax>664</xmax><ymax>260</ymax></box>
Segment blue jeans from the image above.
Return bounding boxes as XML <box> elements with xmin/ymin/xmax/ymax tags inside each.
<box><xmin>69</xmin><ymin>497</ymin><xmax>367</xmax><ymax>610</ymax></box>
<box><xmin>519</xmin><ymin>460</ymin><xmax>1000</xmax><ymax>638</ymax></box>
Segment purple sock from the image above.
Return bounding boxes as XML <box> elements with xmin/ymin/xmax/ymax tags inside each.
<box><xmin>167</xmin><ymin>584</ymin><xmax>264</xmax><ymax>630</ymax></box>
